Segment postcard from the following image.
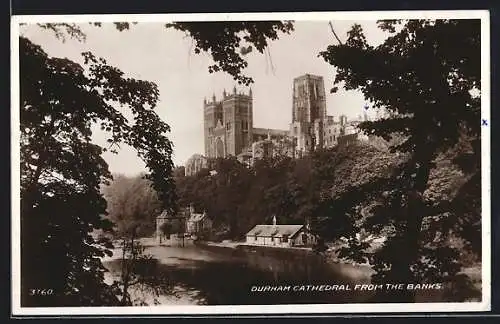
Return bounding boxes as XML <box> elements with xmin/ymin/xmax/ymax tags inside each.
<box><xmin>11</xmin><ymin>10</ymin><xmax>491</xmax><ymax>316</ymax></box>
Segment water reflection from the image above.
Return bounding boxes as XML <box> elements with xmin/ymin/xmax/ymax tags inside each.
<box><xmin>103</xmin><ymin>245</ymin><xmax>375</xmax><ymax>305</ymax></box>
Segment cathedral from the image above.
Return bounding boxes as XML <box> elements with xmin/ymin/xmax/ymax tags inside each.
<box><xmin>289</xmin><ymin>74</ymin><xmax>367</xmax><ymax>156</ymax></box>
<box><xmin>185</xmin><ymin>74</ymin><xmax>367</xmax><ymax>176</ymax></box>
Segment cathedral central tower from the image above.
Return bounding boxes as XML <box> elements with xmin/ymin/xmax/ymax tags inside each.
<box><xmin>290</xmin><ymin>74</ymin><xmax>327</xmax><ymax>154</ymax></box>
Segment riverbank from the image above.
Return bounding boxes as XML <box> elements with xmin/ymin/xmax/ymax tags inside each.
<box><xmin>197</xmin><ymin>240</ymin><xmax>365</xmax><ymax>265</ymax></box>
<box><xmin>195</xmin><ymin>240</ymin><xmax>375</xmax><ymax>284</ymax></box>
<box><xmin>200</xmin><ymin>240</ymin><xmax>324</xmax><ymax>253</ymax></box>
<box><xmin>202</xmin><ymin>240</ymin><xmax>242</xmax><ymax>249</ymax></box>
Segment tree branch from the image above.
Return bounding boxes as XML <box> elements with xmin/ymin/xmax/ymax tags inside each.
<box><xmin>329</xmin><ymin>21</ymin><xmax>343</xmax><ymax>45</ymax></box>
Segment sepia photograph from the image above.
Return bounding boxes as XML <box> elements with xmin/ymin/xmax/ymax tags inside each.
<box><xmin>11</xmin><ymin>11</ymin><xmax>490</xmax><ymax>315</ymax></box>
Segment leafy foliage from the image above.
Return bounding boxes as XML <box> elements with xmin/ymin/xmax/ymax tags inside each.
<box><xmin>175</xmin><ymin>146</ymin><xmax>391</xmax><ymax>240</ymax></box>
<box><xmin>33</xmin><ymin>21</ymin><xmax>295</xmax><ymax>86</ymax></box>
<box><xmin>20</xmin><ymin>36</ymin><xmax>175</xmax><ymax>306</ymax></box>
<box><xmin>165</xmin><ymin>21</ymin><xmax>294</xmax><ymax>85</ymax></box>
<box><xmin>318</xmin><ymin>19</ymin><xmax>481</xmax><ymax>301</ymax></box>
<box><xmin>102</xmin><ymin>173</ymin><xmax>162</xmax><ymax>238</ymax></box>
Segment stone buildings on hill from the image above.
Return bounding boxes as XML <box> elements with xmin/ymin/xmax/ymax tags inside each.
<box><xmin>289</xmin><ymin>74</ymin><xmax>369</xmax><ymax>156</ymax></box>
<box><xmin>184</xmin><ymin>74</ymin><xmax>368</xmax><ymax>176</ymax></box>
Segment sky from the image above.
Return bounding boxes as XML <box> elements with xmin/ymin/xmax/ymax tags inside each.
<box><xmin>20</xmin><ymin>20</ymin><xmax>389</xmax><ymax>176</ymax></box>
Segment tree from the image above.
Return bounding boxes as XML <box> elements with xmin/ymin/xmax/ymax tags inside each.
<box><xmin>20</xmin><ymin>36</ymin><xmax>175</xmax><ymax>306</ymax></box>
<box><xmin>115</xmin><ymin>236</ymin><xmax>173</xmax><ymax>306</ymax></box>
<box><xmin>175</xmin><ymin>154</ymin><xmax>318</xmax><ymax>239</ymax></box>
<box><xmin>102</xmin><ymin>174</ymin><xmax>162</xmax><ymax>238</ymax></box>
<box><xmin>172</xmin><ymin>166</ymin><xmax>186</xmax><ymax>179</ymax></box>
<box><xmin>101</xmin><ymin>173</ymin><xmax>175</xmax><ymax>305</ymax></box>
<box><xmin>319</xmin><ymin>19</ymin><xmax>481</xmax><ymax>301</ymax></box>
<box><xmin>199</xmin><ymin>157</ymin><xmax>252</xmax><ymax>237</ymax></box>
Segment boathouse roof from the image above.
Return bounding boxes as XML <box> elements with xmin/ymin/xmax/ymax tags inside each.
<box><xmin>246</xmin><ymin>224</ymin><xmax>304</xmax><ymax>238</ymax></box>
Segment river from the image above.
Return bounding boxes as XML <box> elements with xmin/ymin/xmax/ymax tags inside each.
<box><xmin>102</xmin><ymin>241</ymin><xmax>478</xmax><ymax>306</ymax></box>
<box><xmin>102</xmin><ymin>241</ymin><xmax>377</xmax><ymax>305</ymax></box>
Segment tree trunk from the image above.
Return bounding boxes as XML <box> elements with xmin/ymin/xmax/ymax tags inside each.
<box><xmin>383</xmin><ymin>190</ymin><xmax>426</xmax><ymax>303</ymax></box>
<box><xmin>121</xmin><ymin>228</ymin><xmax>137</xmax><ymax>306</ymax></box>
<box><xmin>120</xmin><ymin>238</ymin><xmax>129</xmax><ymax>306</ymax></box>
<box><xmin>376</xmin><ymin>155</ymin><xmax>432</xmax><ymax>303</ymax></box>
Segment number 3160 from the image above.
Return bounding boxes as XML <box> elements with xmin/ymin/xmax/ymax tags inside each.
<box><xmin>29</xmin><ymin>289</ymin><xmax>54</xmax><ymax>296</ymax></box>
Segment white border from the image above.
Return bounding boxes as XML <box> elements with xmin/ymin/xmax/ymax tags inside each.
<box><xmin>11</xmin><ymin>10</ymin><xmax>491</xmax><ymax>316</ymax></box>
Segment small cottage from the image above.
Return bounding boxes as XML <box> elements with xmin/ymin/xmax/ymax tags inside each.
<box><xmin>155</xmin><ymin>210</ymin><xmax>187</xmax><ymax>243</ymax></box>
<box><xmin>185</xmin><ymin>206</ymin><xmax>212</xmax><ymax>236</ymax></box>
<box><xmin>245</xmin><ymin>216</ymin><xmax>316</xmax><ymax>248</ymax></box>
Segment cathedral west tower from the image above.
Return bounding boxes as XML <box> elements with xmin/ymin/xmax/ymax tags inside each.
<box><xmin>204</xmin><ymin>87</ymin><xmax>253</xmax><ymax>159</ymax></box>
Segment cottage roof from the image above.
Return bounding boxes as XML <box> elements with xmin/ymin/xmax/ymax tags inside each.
<box><xmin>157</xmin><ymin>210</ymin><xmax>186</xmax><ymax>220</ymax></box>
<box><xmin>188</xmin><ymin>212</ymin><xmax>207</xmax><ymax>223</ymax></box>
<box><xmin>157</xmin><ymin>210</ymin><xmax>169</xmax><ymax>219</ymax></box>
<box><xmin>246</xmin><ymin>224</ymin><xmax>304</xmax><ymax>238</ymax></box>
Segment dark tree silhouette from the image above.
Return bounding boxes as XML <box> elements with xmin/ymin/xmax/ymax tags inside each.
<box><xmin>20</xmin><ymin>36</ymin><xmax>175</xmax><ymax>306</ymax></box>
<box><xmin>318</xmin><ymin>19</ymin><xmax>481</xmax><ymax>302</ymax></box>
